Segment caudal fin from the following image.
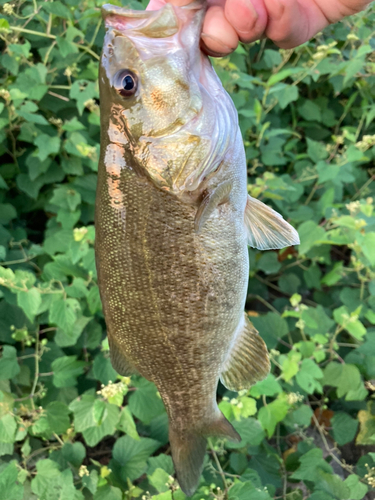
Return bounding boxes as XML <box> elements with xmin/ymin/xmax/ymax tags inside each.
<box><xmin>169</xmin><ymin>414</ymin><xmax>240</xmax><ymax>496</ymax></box>
<box><xmin>169</xmin><ymin>427</ymin><xmax>206</xmax><ymax>497</ymax></box>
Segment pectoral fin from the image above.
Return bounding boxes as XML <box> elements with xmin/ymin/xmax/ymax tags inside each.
<box><xmin>220</xmin><ymin>314</ymin><xmax>270</xmax><ymax>392</ymax></box>
<box><xmin>195</xmin><ymin>180</ymin><xmax>232</xmax><ymax>233</ymax></box>
<box><xmin>245</xmin><ymin>195</ymin><xmax>300</xmax><ymax>250</ymax></box>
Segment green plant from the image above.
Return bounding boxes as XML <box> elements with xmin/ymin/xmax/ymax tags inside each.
<box><xmin>0</xmin><ymin>0</ymin><xmax>375</xmax><ymax>498</ymax></box>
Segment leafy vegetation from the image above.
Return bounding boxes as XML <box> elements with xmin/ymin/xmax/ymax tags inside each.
<box><xmin>0</xmin><ymin>0</ymin><xmax>375</xmax><ymax>498</ymax></box>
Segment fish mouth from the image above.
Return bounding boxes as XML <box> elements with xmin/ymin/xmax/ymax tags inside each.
<box><xmin>101</xmin><ymin>3</ymin><xmax>179</xmax><ymax>37</ymax></box>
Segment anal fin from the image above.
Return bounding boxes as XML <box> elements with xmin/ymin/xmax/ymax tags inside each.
<box><xmin>245</xmin><ymin>195</ymin><xmax>300</xmax><ymax>250</ymax></box>
<box><xmin>220</xmin><ymin>314</ymin><xmax>270</xmax><ymax>392</ymax></box>
<box><xmin>108</xmin><ymin>336</ymin><xmax>138</xmax><ymax>376</ymax></box>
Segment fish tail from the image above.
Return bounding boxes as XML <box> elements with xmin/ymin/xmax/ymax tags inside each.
<box><xmin>169</xmin><ymin>413</ymin><xmax>240</xmax><ymax>496</ymax></box>
<box><xmin>169</xmin><ymin>427</ymin><xmax>207</xmax><ymax>497</ymax></box>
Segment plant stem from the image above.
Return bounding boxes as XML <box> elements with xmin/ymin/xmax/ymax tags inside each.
<box><xmin>208</xmin><ymin>439</ymin><xmax>228</xmax><ymax>494</ymax></box>
<box><xmin>30</xmin><ymin>330</ymin><xmax>40</xmax><ymax>411</ymax></box>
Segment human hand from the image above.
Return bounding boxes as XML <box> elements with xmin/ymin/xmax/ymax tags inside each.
<box><xmin>146</xmin><ymin>0</ymin><xmax>372</xmax><ymax>55</ymax></box>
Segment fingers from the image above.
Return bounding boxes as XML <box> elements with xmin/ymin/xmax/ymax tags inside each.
<box><xmin>224</xmin><ymin>0</ymin><xmax>267</xmax><ymax>43</ymax></box>
<box><xmin>146</xmin><ymin>0</ymin><xmax>193</xmax><ymax>11</ymax></box>
<box><xmin>147</xmin><ymin>0</ymin><xmax>371</xmax><ymax>54</ymax></box>
<box><xmin>262</xmin><ymin>0</ymin><xmax>309</xmax><ymax>49</ymax></box>
<box><xmin>201</xmin><ymin>0</ymin><xmax>268</xmax><ymax>56</ymax></box>
<box><xmin>201</xmin><ymin>6</ymin><xmax>239</xmax><ymax>56</ymax></box>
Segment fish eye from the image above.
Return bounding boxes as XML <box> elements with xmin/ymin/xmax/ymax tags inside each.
<box><xmin>114</xmin><ymin>70</ymin><xmax>138</xmax><ymax>97</ymax></box>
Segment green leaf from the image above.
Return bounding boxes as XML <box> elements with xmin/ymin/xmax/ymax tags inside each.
<box><xmin>258</xmin><ymin>399</ymin><xmax>289</xmax><ymax>437</ymax></box>
<box><xmin>50</xmin><ymin>185</ymin><xmax>81</xmax><ymax>212</ymax></box>
<box><xmin>251</xmin><ymin>313</ymin><xmax>289</xmax><ymax>349</ymax></box>
<box><xmin>0</xmin><ymin>461</ymin><xmax>24</xmax><ymax>500</ymax></box>
<box><xmin>343</xmin><ymin>474</ymin><xmax>368</xmax><ymax>500</ymax></box>
<box><xmin>69</xmin><ymin>395</ymin><xmax>97</xmax><ymax>432</ymax></box>
<box><xmin>298</xmin><ymin>220</ymin><xmax>326</xmax><ymax>255</ymax></box>
<box><xmin>43</xmin><ymin>1</ymin><xmax>72</xmax><ymax>18</ymax></box>
<box><xmin>0</xmin><ymin>204</ymin><xmax>16</xmax><ymax>225</ymax></box>
<box><xmin>117</xmin><ymin>406</ymin><xmax>140</xmax><ymax>440</ymax></box>
<box><xmin>128</xmin><ymin>379</ymin><xmax>166</xmax><ymax>425</ymax></box>
<box><xmin>331</xmin><ymin>412</ymin><xmax>358</xmax><ymax>446</ymax></box>
<box><xmin>92</xmin><ymin>353</ymin><xmax>118</xmax><ymax>385</ymax></box>
<box><xmin>56</xmin><ymin>36</ymin><xmax>78</xmax><ymax>58</ymax></box>
<box><xmin>0</xmin><ymin>346</ymin><xmax>20</xmax><ymax>380</ymax></box>
<box><xmin>71</xmin><ymin>399</ymin><xmax>120</xmax><ymax>447</ymax></box>
<box><xmin>295</xmin><ymin>358</ymin><xmax>323</xmax><ymax>394</ymax></box>
<box><xmin>228</xmin><ymin>418</ymin><xmax>265</xmax><ymax>448</ymax></box>
<box><xmin>149</xmin><ymin>468</ymin><xmax>171</xmax><ymax>493</ymax></box>
<box><xmin>272</xmin><ymin>84</ymin><xmax>299</xmax><ymax>109</ymax></box>
<box><xmin>267</xmin><ymin>67</ymin><xmax>303</xmax><ymax>86</ymax></box>
<box><xmin>111</xmin><ymin>435</ymin><xmax>160</xmax><ymax>482</ymax></box>
<box><xmin>287</xmin><ymin>405</ymin><xmax>313</xmax><ymax>427</ymax></box>
<box><xmin>256</xmin><ymin>252</ymin><xmax>282</xmax><ymax>274</ymax></box>
<box><xmin>306</xmin><ymin>138</ymin><xmax>328</xmax><ymax>163</ymax></box>
<box><xmin>0</xmin><ymin>19</ymin><xmax>10</xmax><ymax>31</ymax></box>
<box><xmin>31</xmin><ymin>462</ymin><xmax>83</xmax><ymax>500</ymax></box>
<box><xmin>87</xmin><ymin>286</ymin><xmax>102</xmax><ymax>314</ymax></box>
<box><xmin>0</xmin><ymin>413</ymin><xmax>17</xmax><ymax>443</ymax></box>
<box><xmin>34</xmin><ymin>134</ymin><xmax>61</xmax><ymax>162</ymax></box>
<box><xmin>93</xmin><ymin>485</ymin><xmax>122</xmax><ymax>500</ymax></box>
<box><xmin>61</xmin><ymin>442</ymin><xmax>86</xmax><ymax>468</ymax></box>
<box><xmin>31</xmin><ymin>459</ymin><xmax>60</xmax><ymax>496</ymax></box>
<box><xmin>298</xmin><ymin>101</ymin><xmax>322</xmax><ymax>122</ymax></box>
<box><xmin>291</xmin><ymin>448</ymin><xmax>332</xmax><ymax>482</ymax></box>
<box><xmin>17</xmin><ymin>288</ymin><xmax>41</xmax><ymax>322</ymax></box>
<box><xmin>359</xmin><ymin>232</ymin><xmax>375</xmax><ymax>266</ymax></box>
<box><xmin>49</xmin><ymin>299</ymin><xmax>80</xmax><ymax>332</ymax></box>
<box><xmin>323</xmin><ymin>362</ymin><xmax>367</xmax><ymax>401</ymax></box>
<box><xmin>250</xmin><ymin>373</ymin><xmax>282</xmax><ymax>398</ymax></box>
<box><xmin>46</xmin><ymin>401</ymin><xmax>71</xmax><ymax>434</ymax></box>
<box><xmin>70</xmin><ymin>80</ymin><xmax>98</xmax><ymax>115</ymax></box>
<box><xmin>316</xmin><ymin>470</ymin><xmax>351</xmax><ymax>499</ymax></box>
<box><xmin>52</xmin><ymin>355</ymin><xmax>86</xmax><ymax>388</ymax></box>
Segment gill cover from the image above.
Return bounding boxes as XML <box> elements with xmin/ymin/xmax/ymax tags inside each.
<box><xmin>100</xmin><ymin>2</ymin><xmax>237</xmax><ymax>196</ymax></box>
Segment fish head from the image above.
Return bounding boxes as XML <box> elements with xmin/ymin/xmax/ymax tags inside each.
<box><xmin>100</xmin><ymin>2</ymin><xmax>237</xmax><ymax>194</ymax></box>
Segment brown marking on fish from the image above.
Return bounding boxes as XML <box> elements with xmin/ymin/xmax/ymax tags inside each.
<box><xmin>148</xmin><ymin>88</ymin><xmax>170</xmax><ymax>112</ymax></box>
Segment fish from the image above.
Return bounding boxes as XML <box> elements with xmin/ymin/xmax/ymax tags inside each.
<box><xmin>95</xmin><ymin>1</ymin><xmax>300</xmax><ymax>496</ymax></box>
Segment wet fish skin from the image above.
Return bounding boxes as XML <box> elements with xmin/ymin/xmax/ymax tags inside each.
<box><xmin>96</xmin><ymin>2</ymin><xmax>299</xmax><ymax>495</ymax></box>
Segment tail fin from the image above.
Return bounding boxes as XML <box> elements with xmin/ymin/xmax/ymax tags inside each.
<box><xmin>169</xmin><ymin>413</ymin><xmax>240</xmax><ymax>496</ymax></box>
<box><xmin>169</xmin><ymin>427</ymin><xmax>207</xmax><ymax>497</ymax></box>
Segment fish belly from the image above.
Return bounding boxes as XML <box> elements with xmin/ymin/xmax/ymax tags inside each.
<box><xmin>95</xmin><ymin>165</ymin><xmax>248</xmax><ymax>430</ymax></box>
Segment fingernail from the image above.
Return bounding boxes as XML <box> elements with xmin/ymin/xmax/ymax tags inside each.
<box><xmin>226</xmin><ymin>0</ymin><xmax>259</xmax><ymax>35</ymax></box>
<box><xmin>201</xmin><ymin>32</ymin><xmax>236</xmax><ymax>54</ymax></box>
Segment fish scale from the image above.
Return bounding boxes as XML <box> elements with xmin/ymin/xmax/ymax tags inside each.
<box><xmin>96</xmin><ymin>1</ymin><xmax>299</xmax><ymax>495</ymax></box>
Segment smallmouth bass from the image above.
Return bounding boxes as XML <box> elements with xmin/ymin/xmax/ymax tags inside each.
<box><xmin>96</xmin><ymin>2</ymin><xmax>299</xmax><ymax>495</ymax></box>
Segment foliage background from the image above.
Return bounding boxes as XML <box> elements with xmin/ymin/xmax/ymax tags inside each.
<box><xmin>0</xmin><ymin>0</ymin><xmax>375</xmax><ymax>498</ymax></box>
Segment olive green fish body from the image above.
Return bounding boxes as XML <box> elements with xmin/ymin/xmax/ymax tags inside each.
<box><xmin>96</xmin><ymin>3</ymin><xmax>299</xmax><ymax>494</ymax></box>
<box><xmin>96</xmin><ymin>131</ymin><xmax>248</xmax><ymax>431</ymax></box>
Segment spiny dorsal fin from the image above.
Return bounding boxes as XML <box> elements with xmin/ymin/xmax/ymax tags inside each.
<box><xmin>245</xmin><ymin>195</ymin><xmax>300</xmax><ymax>250</ymax></box>
<box><xmin>220</xmin><ymin>314</ymin><xmax>270</xmax><ymax>392</ymax></box>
